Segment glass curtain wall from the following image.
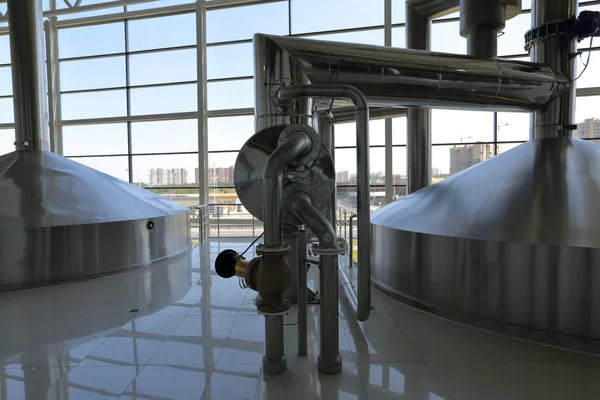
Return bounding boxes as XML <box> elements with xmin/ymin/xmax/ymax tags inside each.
<box><xmin>0</xmin><ymin>0</ymin><xmax>599</xmax><ymax>240</ymax></box>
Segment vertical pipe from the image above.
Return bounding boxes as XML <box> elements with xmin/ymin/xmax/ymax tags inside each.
<box><xmin>197</xmin><ymin>0</ymin><xmax>210</xmax><ymax>211</ymax></box>
<box><xmin>384</xmin><ymin>0</ymin><xmax>394</xmax><ymax>205</ymax></box>
<box><xmin>406</xmin><ymin>3</ymin><xmax>431</xmax><ymax>193</ymax></box>
<box><xmin>44</xmin><ymin>18</ymin><xmax>62</xmax><ymax>155</ymax></box>
<box><xmin>7</xmin><ymin>0</ymin><xmax>50</xmax><ymax>151</ymax></box>
<box><xmin>530</xmin><ymin>0</ymin><xmax>577</xmax><ymax>139</ymax></box>
<box><xmin>264</xmin><ymin>315</ymin><xmax>286</xmax><ymax>374</ymax></box>
<box><xmin>320</xmin><ymin>116</ymin><xmax>336</xmax><ymax>227</ymax></box>
<box><xmin>318</xmin><ymin>254</ymin><xmax>341</xmax><ymax>374</ymax></box>
<box><xmin>297</xmin><ymin>226</ymin><xmax>308</xmax><ymax>356</ymax></box>
<box><xmin>124</xmin><ymin>20</ymin><xmax>133</xmax><ymax>184</ymax></box>
<box><xmin>284</xmin><ymin>229</ymin><xmax>299</xmax><ymax>303</ymax></box>
<box><xmin>467</xmin><ymin>29</ymin><xmax>498</xmax><ymax>58</ymax></box>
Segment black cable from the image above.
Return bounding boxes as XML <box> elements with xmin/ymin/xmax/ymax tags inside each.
<box><xmin>239</xmin><ymin>233</ymin><xmax>264</xmax><ymax>257</ymax></box>
<box><xmin>571</xmin><ymin>36</ymin><xmax>594</xmax><ymax>83</ymax></box>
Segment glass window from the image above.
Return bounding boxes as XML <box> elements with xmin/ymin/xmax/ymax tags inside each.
<box><xmin>303</xmin><ymin>29</ymin><xmax>384</xmax><ymax>46</ymax></box>
<box><xmin>335</xmin><ymin>119</ymin><xmax>389</xmax><ymax>147</ymax></box>
<box><xmin>334</xmin><ymin>147</ymin><xmax>357</xmax><ymax>178</ymax></box>
<box><xmin>0</xmin><ymin>98</ymin><xmax>14</xmax><ymax>123</ymax></box>
<box><xmin>392</xmin><ymin>0</ymin><xmax>406</xmax><ymax>24</ymax></box>
<box><xmin>129</xmin><ymin>49</ymin><xmax>197</xmax><ymax>86</ymax></box>
<box><xmin>498</xmin><ymin>13</ymin><xmax>530</xmax><ymax>56</ymax></box>
<box><xmin>432</xmin><ymin>110</ymin><xmax>494</xmax><ymax>144</ymax></box>
<box><xmin>576</xmin><ymin>96</ymin><xmax>600</xmax><ymax>124</ymax></box>
<box><xmin>130</xmin><ymin>84</ymin><xmax>197</xmax><ymax>116</ymax></box>
<box><xmin>71</xmin><ymin>155</ymin><xmax>129</xmax><ymax>182</ymax></box>
<box><xmin>60</xmin><ymin>56</ymin><xmax>126</xmax><ymax>91</ymax></box>
<box><xmin>61</xmin><ymin>90</ymin><xmax>127</xmax><ymax>120</ymax></box>
<box><xmin>132</xmin><ymin>154</ymin><xmax>198</xmax><ymax>186</ymax></box>
<box><xmin>497</xmin><ymin>112</ymin><xmax>530</xmax><ymax>141</ymax></box>
<box><xmin>131</xmin><ymin>119</ymin><xmax>198</xmax><ymax>154</ymax></box>
<box><xmin>432</xmin><ymin>142</ymin><xmax>497</xmax><ymax>179</ymax></box>
<box><xmin>62</xmin><ymin>124</ymin><xmax>128</xmax><ymax>156</ymax></box>
<box><xmin>57</xmin><ymin>6</ymin><xmax>126</xmax><ymax>20</ymax></box>
<box><xmin>370</xmin><ymin>147</ymin><xmax>386</xmax><ymax>182</ymax></box>
<box><xmin>392</xmin><ymin>27</ymin><xmax>406</xmax><ymax>48</ymax></box>
<box><xmin>207</xmin><ymin>2</ymin><xmax>288</xmax><ymax>43</ymax></box>
<box><xmin>59</xmin><ymin>23</ymin><xmax>125</xmax><ymax>58</ymax></box>
<box><xmin>128</xmin><ymin>13</ymin><xmax>196</xmax><ymax>51</ymax></box>
<box><xmin>207</xmin><ymin>43</ymin><xmax>253</xmax><ymax>80</ymax></box>
<box><xmin>575</xmin><ymin>50</ymin><xmax>600</xmax><ymax>89</ymax></box>
<box><xmin>431</xmin><ymin>21</ymin><xmax>465</xmax><ymax>54</ymax></box>
<box><xmin>392</xmin><ymin>117</ymin><xmax>406</xmax><ymax>145</ymax></box>
<box><xmin>208</xmin><ymin>115</ymin><xmax>254</xmax><ymax>152</ymax></box>
<box><xmin>291</xmin><ymin>0</ymin><xmax>383</xmax><ymax>34</ymax></box>
<box><xmin>392</xmin><ymin>146</ymin><xmax>407</xmax><ymax>185</ymax></box>
<box><xmin>208</xmin><ymin>152</ymin><xmax>238</xmax><ymax>187</ymax></box>
<box><xmin>0</xmin><ymin>35</ymin><xmax>10</xmax><ymax>64</ymax></box>
<box><xmin>0</xmin><ymin>66</ymin><xmax>12</xmax><ymax>95</ymax></box>
<box><xmin>334</xmin><ymin>119</ymin><xmax>385</xmax><ymax>147</ymax></box>
<box><xmin>0</xmin><ymin>129</ymin><xmax>14</xmax><ymax>156</ymax></box>
<box><xmin>207</xmin><ymin>79</ymin><xmax>253</xmax><ymax>110</ymax></box>
<box><xmin>126</xmin><ymin>0</ymin><xmax>193</xmax><ymax>11</ymax></box>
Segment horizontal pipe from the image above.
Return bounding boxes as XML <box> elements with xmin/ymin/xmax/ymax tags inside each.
<box><xmin>278</xmin><ymin>83</ymin><xmax>371</xmax><ymax>322</ymax></box>
<box><xmin>320</xmin><ymin>106</ymin><xmax>407</xmax><ymax>123</ymax></box>
<box><xmin>408</xmin><ymin>0</ymin><xmax>459</xmax><ymax>18</ymax></box>
<box><xmin>256</xmin><ymin>34</ymin><xmax>568</xmax><ymax>114</ymax></box>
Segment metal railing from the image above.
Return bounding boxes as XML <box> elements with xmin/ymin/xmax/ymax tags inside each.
<box><xmin>336</xmin><ymin>203</ymin><xmax>358</xmax><ymax>267</ymax></box>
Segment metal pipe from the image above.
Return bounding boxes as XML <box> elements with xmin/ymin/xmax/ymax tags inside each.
<box><xmin>257</xmin><ymin>33</ymin><xmax>567</xmax><ymax>113</ymax></box>
<box><xmin>467</xmin><ymin>29</ymin><xmax>498</xmax><ymax>58</ymax></box>
<box><xmin>338</xmin><ymin>264</ymin><xmax>359</xmax><ymax>314</ymax></box>
<box><xmin>318</xmin><ymin>253</ymin><xmax>341</xmax><ymax>374</ymax></box>
<box><xmin>349</xmin><ymin>214</ymin><xmax>357</xmax><ymax>267</ymax></box>
<box><xmin>288</xmin><ymin>191</ymin><xmax>337</xmax><ymax>247</ymax></box>
<box><xmin>7</xmin><ymin>0</ymin><xmax>50</xmax><ymax>151</ymax></box>
<box><xmin>530</xmin><ymin>0</ymin><xmax>577</xmax><ymax>139</ymax></box>
<box><xmin>264</xmin><ymin>315</ymin><xmax>285</xmax><ymax>375</ymax></box>
<box><xmin>297</xmin><ymin>226</ymin><xmax>308</xmax><ymax>357</ymax></box>
<box><xmin>278</xmin><ymin>83</ymin><xmax>371</xmax><ymax>322</ymax></box>
<box><xmin>319</xmin><ymin>106</ymin><xmax>407</xmax><ymax>123</ymax></box>
<box><xmin>263</xmin><ymin>132</ymin><xmax>312</xmax><ymax>247</ymax></box>
<box><xmin>319</xmin><ymin>116</ymin><xmax>336</xmax><ymax>228</ymax></box>
<box><xmin>408</xmin><ymin>0</ymin><xmax>459</xmax><ymax>18</ymax></box>
<box><xmin>406</xmin><ymin>2</ymin><xmax>432</xmax><ymax>193</ymax></box>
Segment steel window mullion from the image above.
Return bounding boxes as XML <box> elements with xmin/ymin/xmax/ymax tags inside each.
<box><xmin>124</xmin><ymin>19</ymin><xmax>134</xmax><ymax>184</ymax></box>
<box><xmin>58</xmin><ymin>44</ymin><xmax>197</xmax><ymax>63</ymax></box>
<box><xmin>60</xmin><ymin>80</ymin><xmax>198</xmax><ymax>95</ymax></box>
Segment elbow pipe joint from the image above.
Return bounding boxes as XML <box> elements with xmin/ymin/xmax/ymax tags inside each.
<box><xmin>287</xmin><ymin>190</ymin><xmax>337</xmax><ymax>248</ymax></box>
<box><xmin>264</xmin><ymin>131</ymin><xmax>312</xmax><ymax>179</ymax></box>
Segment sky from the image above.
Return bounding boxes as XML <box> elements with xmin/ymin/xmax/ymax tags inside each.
<box><xmin>0</xmin><ymin>0</ymin><xmax>599</xmax><ymax>183</ymax></box>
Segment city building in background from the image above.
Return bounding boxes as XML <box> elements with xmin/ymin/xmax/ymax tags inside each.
<box><xmin>208</xmin><ymin>166</ymin><xmax>234</xmax><ymax>187</ymax></box>
<box><xmin>576</xmin><ymin>118</ymin><xmax>600</xmax><ymax>139</ymax></box>
<box><xmin>336</xmin><ymin>170</ymin><xmax>349</xmax><ymax>184</ymax></box>
<box><xmin>149</xmin><ymin>168</ymin><xmax>188</xmax><ymax>187</ymax></box>
<box><xmin>449</xmin><ymin>142</ymin><xmax>495</xmax><ymax>175</ymax></box>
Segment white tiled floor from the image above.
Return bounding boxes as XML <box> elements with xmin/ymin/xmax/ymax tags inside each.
<box><xmin>1</xmin><ymin>238</ymin><xmax>600</xmax><ymax>399</ymax></box>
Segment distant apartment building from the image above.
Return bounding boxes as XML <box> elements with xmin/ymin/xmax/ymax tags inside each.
<box><xmin>575</xmin><ymin>118</ymin><xmax>600</xmax><ymax>139</ymax></box>
<box><xmin>208</xmin><ymin>166</ymin><xmax>234</xmax><ymax>186</ymax></box>
<box><xmin>336</xmin><ymin>170</ymin><xmax>349</xmax><ymax>184</ymax></box>
<box><xmin>149</xmin><ymin>168</ymin><xmax>188</xmax><ymax>187</ymax></box>
<box><xmin>449</xmin><ymin>143</ymin><xmax>495</xmax><ymax>175</ymax></box>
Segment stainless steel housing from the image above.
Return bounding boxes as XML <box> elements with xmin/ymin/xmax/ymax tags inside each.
<box><xmin>371</xmin><ymin>137</ymin><xmax>600</xmax><ymax>350</ymax></box>
<box><xmin>0</xmin><ymin>151</ymin><xmax>191</xmax><ymax>290</ymax></box>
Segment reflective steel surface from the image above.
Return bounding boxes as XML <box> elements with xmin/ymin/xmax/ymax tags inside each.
<box><xmin>234</xmin><ymin>126</ymin><xmax>335</xmax><ymax>224</ymax></box>
<box><xmin>254</xmin><ymin>34</ymin><xmax>566</xmax><ymax>113</ymax></box>
<box><xmin>371</xmin><ymin>137</ymin><xmax>600</xmax><ymax>348</ymax></box>
<box><xmin>372</xmin><ymin>138</ymin><xmax>600</xmax><ymax>248</ymax></box>
<box><xmin>0</xmin><ymin>150</ymin><xmax>191</xmax><ymax>290</ymax></box>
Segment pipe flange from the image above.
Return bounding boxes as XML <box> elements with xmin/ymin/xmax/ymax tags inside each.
<box><xmin>312</xmin><ymin>243</ymin><xmax>346</xmax><ymax>256</ymax></box>
<box><xmin>278</xmin><ymin>124</ymin><xmax>321</xmax><ymax>167</ymax></box>
<box><xmin>257</xmin><ymin>299</ymin><xmax>291</xmax><ymax>315</ymax></box>
<box><xmin>256</xmin><ymin>243</ymin><xmax>290</xmax><ymax>256</ymax></box>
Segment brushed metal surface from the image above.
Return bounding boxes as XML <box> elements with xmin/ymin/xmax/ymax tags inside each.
<box><xmin>0</xmin><ymin>150</ymin><xmax>191</xmax><ymax>290</ymax></box>
<box><xmin>371</xmin><ymin>137</ymin><xmax>600</xmax><ymax>248</ymax></box>
<box><xmin>0</xmin><ymin>150</ymin><xmax>187</xmax><ymax>228</ymax></box>
<box><xmin>254</xmin><ymin>34</ymin><xmax>566</xmax><ymax>113</ymax></box>
<box><xmin>0</xmin><ymin>212</ymin><xmax>191</xmax><ymax>290</ymax></box>
<box><xmin>371</xmin><ymin>224</ymin><xmax>600</xmax><ymax>345</ymax></box>
<box><xmin>234</xmin><ymin>125</ymin><xmax>335</xmax><ymax>224</ymax></box>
